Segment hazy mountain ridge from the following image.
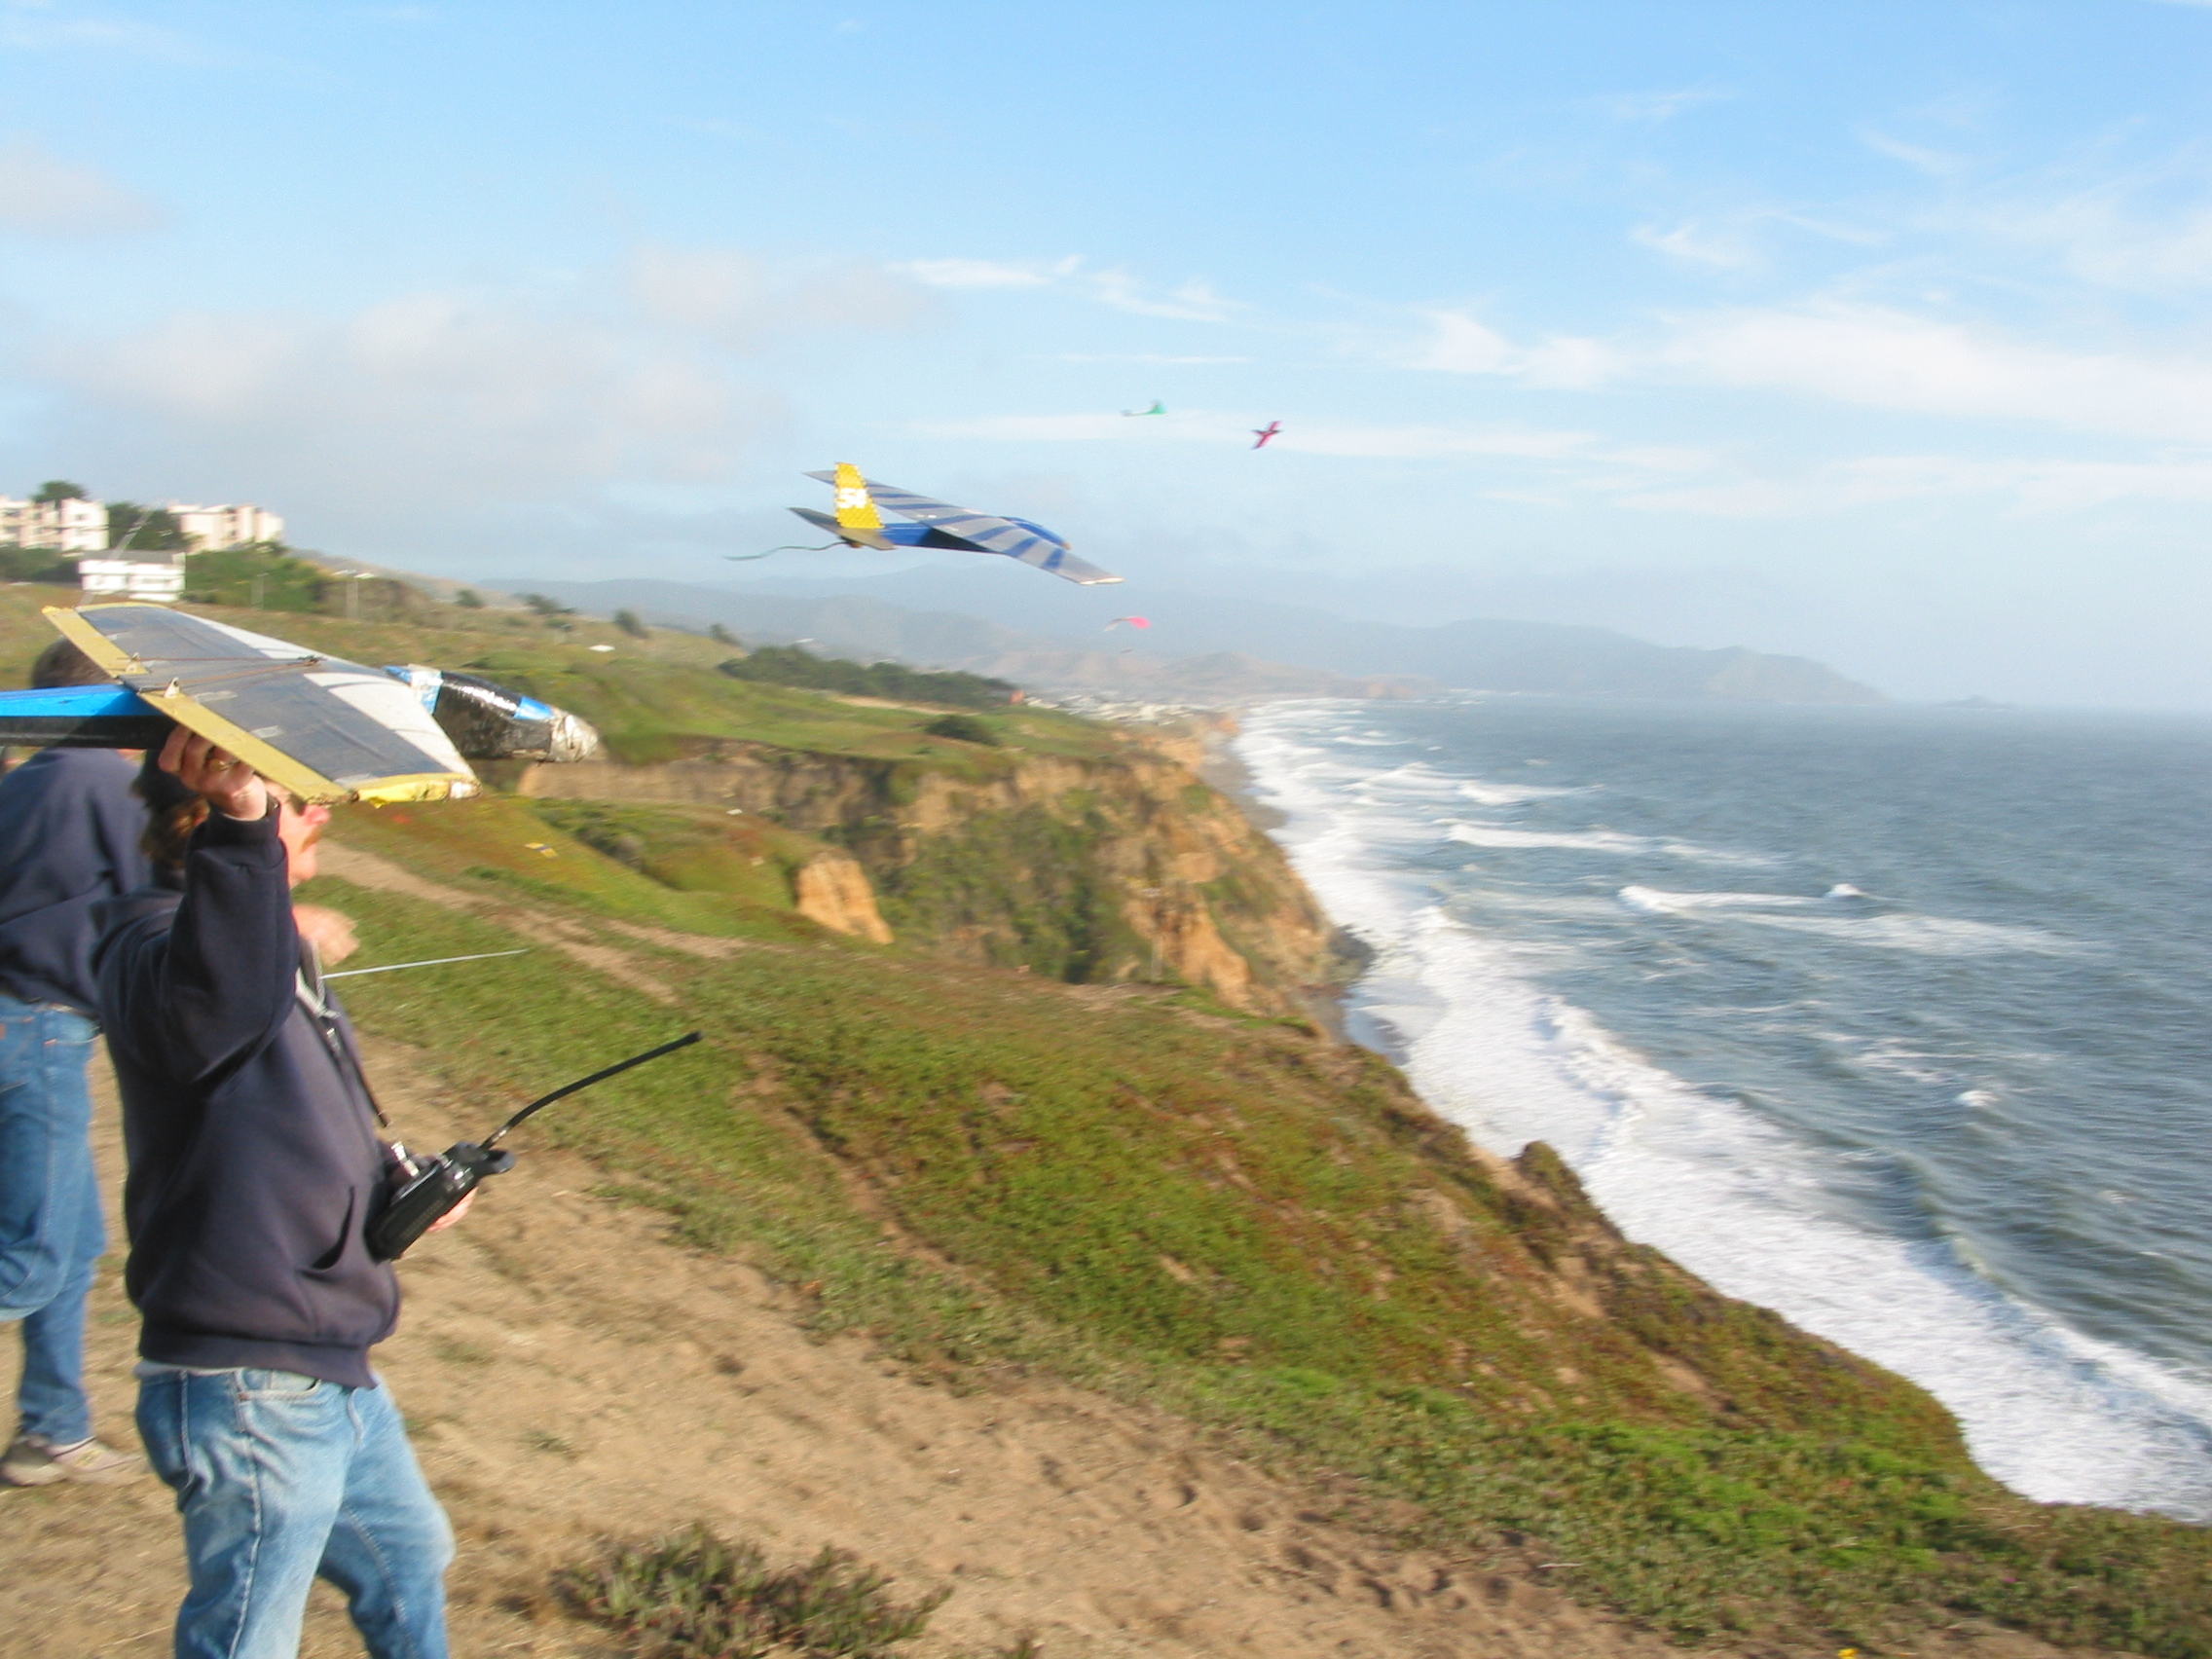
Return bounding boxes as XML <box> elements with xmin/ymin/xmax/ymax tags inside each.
<box><xmin>515</xmin><ymin>573</ymin><xmax>1883</xmax><ymax>705</ymax></box>
<box><xmin>515</xmin><ymin>578</ymin><xmax>1431</xmax><ymax>703</ymax></box>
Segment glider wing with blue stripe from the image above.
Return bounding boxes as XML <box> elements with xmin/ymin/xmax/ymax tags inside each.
<box><xmin>802</xmin><ymin>471</ymin><xmax>1122</xmax><ymax>585</ymax></box>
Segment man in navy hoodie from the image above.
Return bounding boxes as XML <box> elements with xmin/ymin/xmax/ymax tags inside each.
<box><xmin>95</xmin><ymin>728</ymin><xmax>464</xmax><ymax>1659</ymax></box>
<box><xmin>0</xmin><ymin>638</ymin><xmax>152</xmax><ymax>1487</ymax></box>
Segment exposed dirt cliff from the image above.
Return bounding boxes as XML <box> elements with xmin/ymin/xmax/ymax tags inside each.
<box><xmin>507</xmin><ymin>725</ymin><xmax>1341</xmax><ymax>1018</ymax></box>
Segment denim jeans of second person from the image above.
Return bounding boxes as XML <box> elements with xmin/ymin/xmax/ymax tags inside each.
<box><xmin>137</xmin><ymin>1369</ymin><xmax>455</xmax><ymax>1659</ymax></box>
<box><xmin>0</xmin><ymin>994</ymin><xmax>103</xmax><ymax>1445</ymax></box>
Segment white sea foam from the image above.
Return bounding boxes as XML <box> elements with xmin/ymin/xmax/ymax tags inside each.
<box><xmin>1738</xmin><ymin>911</ymin><xmax>2083</xmax><ymax>957</ymax></box>
<box><xmin>1457</xmin><ymin>779</ymin><xmax>1586</xmax><ymax>806</ymax></box>
<box><xmin>1235</xmin><ymin>701</ymin><xmax>2212</xmax><ymax>1520</ymax></box>
<box><xmin>1616</xmin><ymin>886</ymin><xmax>2082</xmax><ymax>956</ymax></box>
<box><xmin>1453</xmin><ymin>823</ymin><xmax>1655</xmax><ymax>854</ymax></box>
<box><xmin>1452</xmin><ymin>823</ymin><xmax>1775</xmax><ymax>866</ymax></box>
<box><xmin>1618</xmin><ymin>885</ymin><xmax>1823</xmax><ymax>915</ymax></box>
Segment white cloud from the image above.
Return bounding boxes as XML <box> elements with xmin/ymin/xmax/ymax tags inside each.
<box><xmin>897</xmin><ymin>254</ymin><xmax>1238</xmax><ymax>320</ymax></box>
<box><xmin>54</xmin><ymin>295</ymin><xmax>752</xmax><ymax>498</ymax></box>
<box><xmin>0</xmin><ymin>138</ymin><xmax>162</xmax><ymax>236</ymax></box>
<box><xmin>1652</xmin><ymin>304</ymin><xmax>2212</xmax><ymax>442</ymax></box>
<box><xmin>1632</xmin><ymin>221</ymin><xmax>1759</xmax><ymax>269</ymax></box>
<box><xmin>1405</xmin><ymin>301</ymin><xmax>2212</xmax><ymax>444</ymax></box>
<box><xmin>1622</xmin><ymin>453</ymin><xmax>2212</xmax><ymax>517</ymax></box>
<box><xmin>916</xmin><ymin>412</ymin><xmax>1149</xmax><ymax>443</ymax></box>
<box><xmin>1773</xmin><ymin>212</ymin><xmax>1887</xmax><ymax>247</ymax></box>
<box><xmin>0</xmin><ymin>3</ymin><xmax>210</xmax><ymax>60</ymax></box>
<box><xmin>914</xmin><ymin>408</ymin><xmax>1645</xmax><ymax>465</ymax></box>
<box><xmin>1860</xmin><ymin>129</ymin><xmax>1976</xmax><ymax>177</ymax></box>
<box><xmin>1085</xmin><ymin>270</ymin><xmax>1236</xmax><ymax>321</ymax></box>
<box><xmin>1043</xmin><ymin>352</ymin><xmax>1251</xmax><ymax>364</ymax></box>
<box><xmin>1279</xmin><ymin>423</ymin><xmax>1601</xmax><ymax>461</ymax></box>
<box><xmin>919</xmin><ymin>397</ymin><xmax>2212</xmax><ymax>522</ymax></box>
<box><xmin>630</xmin><ymin>244</ymin><xmax>934</xmax><ymax>343</ymax></box>
<box><xmin>1409</xmin><ymin>312</ymin><xmax>1517</xmax><ymax>374</ymax></box>
<box><xmin>1975</xmin><ymin>169</ymin><xmax>2212</xmax><ymax>294</ymax></box>
<box><xmin>18</xmin><ymin>244</ymin><xmax>933</xmax><ymax>554</ymax></box>
<box><xmin>896</xmin><ymin>256</ymin><xmax>1077</xmax><ymax>289</ymax></box>
<box><xmin>1597</xmin><ymin>88</ymin><xmax>1729</xmax><ymax>123</ymax></box>
<box><xmin>1405</xmin><ymin>310</ymin><xmax>1620</xmax><ymax>387</ymax></box>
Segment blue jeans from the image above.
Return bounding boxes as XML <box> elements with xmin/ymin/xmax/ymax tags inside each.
<box><xmin>0</xmin><ymin>995</ymin><xmax>103</xmax><ymax>1445</ymax></box>
<box><xmin>137</xmin><ymin>1369</ymin><xmax>454</xmax><ymax>1659</ymax></box>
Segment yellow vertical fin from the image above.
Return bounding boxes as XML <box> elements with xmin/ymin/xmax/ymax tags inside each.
<box><xmin>831</xmin><ymin>462</ymin><xmax>883</xmax><ymax>532</ymax></box>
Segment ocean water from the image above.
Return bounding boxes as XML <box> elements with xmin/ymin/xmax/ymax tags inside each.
<box><xmin>1235</xmin><ymin>696</ymin><xmax>2212</xmax><ymax>1520</ymax></box>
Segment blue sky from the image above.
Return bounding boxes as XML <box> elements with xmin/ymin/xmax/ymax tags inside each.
<box><xmin>5</xmin><ymin>2</ymin><xmax>2212</xmax><ymax>704</ymax></box>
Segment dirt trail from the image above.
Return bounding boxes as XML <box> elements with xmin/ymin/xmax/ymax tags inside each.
<box><xmin>1</xmin><ymin>1045</ymin><xmax>2104</xmax><ymax>1659</ymax></box>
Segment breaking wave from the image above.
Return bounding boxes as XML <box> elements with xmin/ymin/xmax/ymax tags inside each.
<box><xmin>1236</xmin><ymin>700</ymin><xmax>2212</xmax><ymax>1520</ymax></box>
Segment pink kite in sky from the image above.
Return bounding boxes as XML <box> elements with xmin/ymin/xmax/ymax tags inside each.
<box><xmin>1251</xmin><ymin>422</ymin><xmax>1282</xmax><ymax>449</ymax></box>
<box><xmin>1104</xmin><ymin>615</ymin><xmax>1152</xmax><ymax>631</ymax></box>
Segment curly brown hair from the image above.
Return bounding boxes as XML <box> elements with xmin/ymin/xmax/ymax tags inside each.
<box><xmin>139</xmin><ymin>795</ymin><xmax>208</xmax><ymax>875</ymax></box>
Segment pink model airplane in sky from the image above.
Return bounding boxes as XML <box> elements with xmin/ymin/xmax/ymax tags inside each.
<box><xmin>1251</xmin><ymin>421</ymin><xmax>1282</xmax><ymax>449</ymax></box>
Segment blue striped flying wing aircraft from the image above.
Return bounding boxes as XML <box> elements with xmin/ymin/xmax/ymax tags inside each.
<box><xmin>780</xmin><ymin>463</ymin><xmax>1121</xmax><ymax>585</ymax></box>
<box><xmin>0</xmin><ymin>605</ymin><xmax>600</xmax><ymax>803</ymax></box>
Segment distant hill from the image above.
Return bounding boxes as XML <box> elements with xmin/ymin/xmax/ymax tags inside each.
<box><xmin>511</xmin><ymin>578</ymin><xmax>1429</xmax><ymax>704</ymax></box>
<box><xmin>514</xmin><ymin>573</ymin><xmax>1883</xmax><ymax>706</ymax></box>
<box><xmin>759</xmin><ymin>568</ymin><xmax>1889</xmax><ymax>705</ymax></box>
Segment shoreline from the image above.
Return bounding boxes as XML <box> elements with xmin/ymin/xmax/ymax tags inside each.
<box><xmin>1225</xmin><ymin>696</ymin><xmax>2212</xmax><ymax>1523</ymax></box>
<box><xmin>1195</xmin><ymin>713</ymin><xmax>1369</xmax><ymax>1042</ymax></box>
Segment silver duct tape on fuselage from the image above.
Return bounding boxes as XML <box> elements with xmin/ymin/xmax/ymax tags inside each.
<box><xmin>544</xmin><ymin>709</ymin><xmax>602</xmax><ymax>764</ymax></box>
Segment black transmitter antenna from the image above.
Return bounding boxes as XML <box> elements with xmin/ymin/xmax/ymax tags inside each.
<box><xmin>367</xmin><ymin>1031</ymin><xmax>703</xmax><ymax>1261</ymax></box>
<box><xmin>484</xmin><ymin>1030</ymin><xmax>702</xmax><ymax>1150</ymax></box>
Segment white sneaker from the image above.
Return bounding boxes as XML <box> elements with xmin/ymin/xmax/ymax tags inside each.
<box><xmin>0</xmin><ymin>1433</ymin><xmax>146</xmax><ymax>1487</ymax></box>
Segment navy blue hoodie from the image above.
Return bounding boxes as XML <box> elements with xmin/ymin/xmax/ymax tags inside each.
<box><xmin>92</xmin><ymin>805</ymin><xmax>398</xmax><ymax>1387</ymax></box>
<box><xmin>0</xmin><ymin>748</ymin><xmax>152</xmax><ymax>1014</ymax></box>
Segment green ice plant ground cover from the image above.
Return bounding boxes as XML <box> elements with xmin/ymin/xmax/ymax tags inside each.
<box><xmin>306</xmin><ymin>846</ymin><xmax>2212</xmax><ymax>1658</ymax></box>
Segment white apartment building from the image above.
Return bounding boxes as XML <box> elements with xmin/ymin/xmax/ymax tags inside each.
<box><xmin>77</xmin><ymin>560</ymin><xmax>187</xmax><ymax>602</ymax></box>
<box><xmin>0</xmin><ymin>496</ymin><xmax>283</xmax><ymax>554</ymax></box>
<box><xmin>168</xmin><ymin>502</ymin><xmax>284</xmax><ymax>549</ymax></box>
<box><xmin>0</xmin><ymin>497</ymin><xmax>108</xmax><ymax>553</ymax></box>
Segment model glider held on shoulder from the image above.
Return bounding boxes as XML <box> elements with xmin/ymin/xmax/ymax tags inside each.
<box><xmin>1251</xmin><ymin>421</ymin><xmax>1282</xmax><ymax>449</ymax></box>
<box><xmin>0</xmin><ymin>605</ymin><xmax>602</xmax><ymax>803</ymax></box>
<box><xmin>772</xmin><ymin>463</ymin><xmax>1122</xmax><ymax>585</ymax></box>
<box><xmin>1122</xmin><ymin>400</ymin><xmax>1165</xmax><ymax>417</ymax></box>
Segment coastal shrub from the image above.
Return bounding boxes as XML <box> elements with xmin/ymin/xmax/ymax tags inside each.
<box><xmin>924</xmin><ymin>713</ymin><xmax>999</xmax><ymax>746</ymax></box>
<box><xmin>174</xmin><ymin>543</ymin><xmax>329</xmax><ymax>611</ymax></box>
<box><xmin>719</xmin><ymin>645</ymin><xmax>1015</xmax><ymax>710</ymax></box>
<box><xmin>563</xmin><ymin>1525</ymin><xmax>949</xmax><ymax>1658</ymax></box>
<box><xmin>0</xmin><ymin>546</ymin><xmax>75</xmax><ymax>583</ymax></box>
<box><xmin>872</xmin><ymin>804</ymin><xmax>1146</xmax><ymax>982</ymax></box>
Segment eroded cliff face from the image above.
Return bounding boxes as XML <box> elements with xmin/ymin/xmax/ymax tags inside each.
<box><xmin>791</xmin><ymin>850</ymin><xmax>894</xmax><ymax>943</ymax></box>
<box><xmin>512</xmin><ymin>727</ymin><xmax>1339</xmax><ymax>1016</ymax></box>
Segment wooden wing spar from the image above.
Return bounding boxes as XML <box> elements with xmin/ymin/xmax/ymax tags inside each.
<box><xmin>41</xmin><ymin>606</ymin><xmax>480</xmax><ymax>804</ymax></box>
<box><xmin>0</xmin><ymin>605</ymin><xmax>603</xmax><ymax>804</ymax></box>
